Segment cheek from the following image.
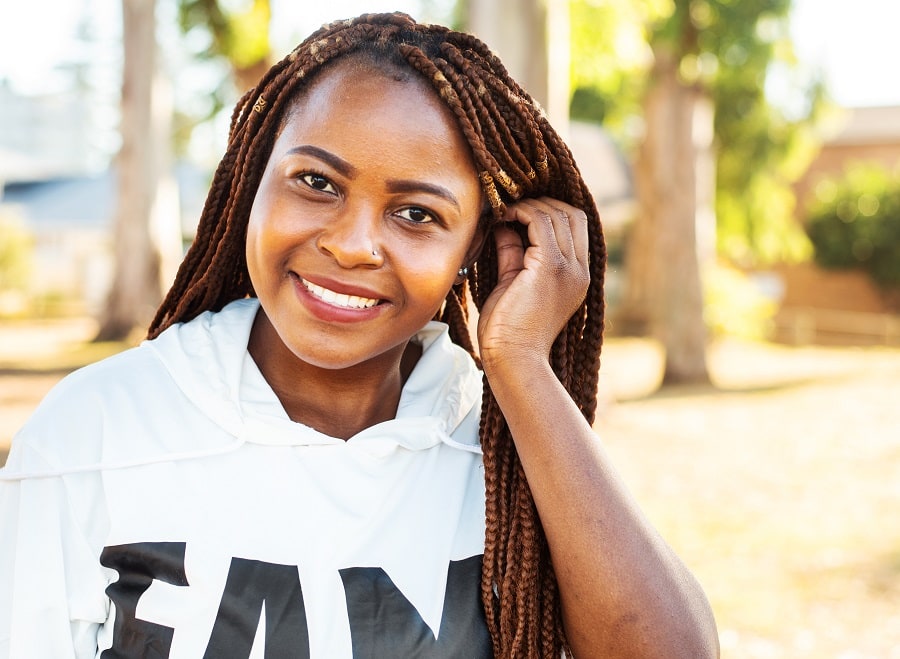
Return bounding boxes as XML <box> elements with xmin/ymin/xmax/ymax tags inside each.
<box><xmin>399</xmin><ymin>241</ymin><xmax>468</xmax><ymax>296</ymax></box>
<box><xmin>244</xmin><ymin>211</ymin><xmax>265</xmax><ymax>273</ymax></box>
<box><xmin>245</xmin><ymin>198</ymin><xmax>287</xmax><ymax>286</ymax></box>
<box><xmin>245</xmin><ymin>194</ymin><xmax>299</xmax><ymax>263</ymax></box>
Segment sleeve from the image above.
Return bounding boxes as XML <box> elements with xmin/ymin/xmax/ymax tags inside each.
<box><xmin>0</xmin><ymin>438</ymin><xmax>109</xmax><ymax>659</ymax></box>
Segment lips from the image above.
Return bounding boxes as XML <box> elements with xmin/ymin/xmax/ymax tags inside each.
<box><xmin>300</xmin><ymin>277</ymin><xmax>381</xmax><ymax>309</ymax></box>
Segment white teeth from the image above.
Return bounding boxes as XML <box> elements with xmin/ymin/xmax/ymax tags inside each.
<box><xmin>302</xmin><ymin>279</ymin><xmax>380</xmax><ymax>309</ymax></box>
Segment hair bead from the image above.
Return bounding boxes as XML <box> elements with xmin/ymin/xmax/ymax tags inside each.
<box><xmin>480</xmin><ymin>171</ymin><xmax>503</xmax><ymax>210</ymax></box>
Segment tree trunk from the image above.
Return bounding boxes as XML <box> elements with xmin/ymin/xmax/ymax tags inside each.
<box><xmin>234</xmin><ymin>59</ymin><xmax>271</xmax><ymax>96</ymax></box>
<box><xmin>226</xmin><ymin>0</ymin><xmax>273</xmax><ymax>94</ymax></box>
<box><xmin>465</xmin><ymin>0</ymin><xmax>570</xmax><ymax>133</ymax></box>
<box><xmin>96</xmin><ymin>0</ymin><xmax>166</xmax><ymax>341</ymax></box>
<box><xmin>623</xmin><ymin>47</ymin><xmax>710</xmax><ymax>385</ymax></box>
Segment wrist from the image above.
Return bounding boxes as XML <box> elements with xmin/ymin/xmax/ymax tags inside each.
<box><xmin>480</xmin><ymin>344</ymin><xmax>552</xmax><ymax>379</ymax></box>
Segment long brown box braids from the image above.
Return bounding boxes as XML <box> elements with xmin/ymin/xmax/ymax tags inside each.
<box><xmin>148</xmin><ymin>13</ymin><xmax>607</xmax><ymax>657</ymax></box>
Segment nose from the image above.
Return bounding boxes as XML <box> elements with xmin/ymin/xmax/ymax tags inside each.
<box><xmin>315</xmin><ymin>203</ymin><xmax>383</xmax><ymax>268</ymax></box>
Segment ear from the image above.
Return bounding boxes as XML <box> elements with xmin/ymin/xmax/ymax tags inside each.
<box><xmin>452</xmin><ymin>206</ymin><xmax>492</xmax><ymax>285</ymax></box>
<box><xmin>455</xmin><ymin>224</ymin><xmax>487</xmax><ymax>285</ymax></box>
<box><xmin>463</xmin><ymin>221</ymin><xmax>489</xmax><ymax>269</ymax></box>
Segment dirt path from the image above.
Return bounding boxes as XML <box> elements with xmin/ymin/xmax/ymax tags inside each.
<box><xmin>2</xmin><ymin>318</ymin><xmax>899</xmax><ymax>657</ymax></box>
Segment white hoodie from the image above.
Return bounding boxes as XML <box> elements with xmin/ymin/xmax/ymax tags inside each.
<box><xmin>0</xmin><ymin>299</ymin><xmax>490</xmax><ymax>658</ymax></box>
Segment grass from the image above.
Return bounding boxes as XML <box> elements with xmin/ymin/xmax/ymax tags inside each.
<box><xmin>0</xmin><ymin>317</ymin><xmax>133</xmax><ymax>373</ymax></box>
<box><xmin>597</xmin><ymin>338</ymin><xmax>900</xmax><ymax>657</ymax></box>
<box><xmin>2</xmin><ymin>319</ymin><xmax>899</xmax><ymax>657</ymax></box>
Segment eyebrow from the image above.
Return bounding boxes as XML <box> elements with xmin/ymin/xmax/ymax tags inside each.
<box><xmin>385</xmin><ymin>179</ymin><xmax>460</xmax><ymax>211</ymax></box>
<box><xmin>284</xmin><ymin>145</ymin><xmax>357</xmax><ymax>178</ymax></box>
<box><xmin>285</xmin><ymin>145</ymin><xmax>461</xmax><ymax>211</ymax></box>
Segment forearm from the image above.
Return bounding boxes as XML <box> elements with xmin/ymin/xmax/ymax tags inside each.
<box><xmin>482</xmin><ymin>354</ymin><xmax>719</xmax><ymax>658</ymax></box>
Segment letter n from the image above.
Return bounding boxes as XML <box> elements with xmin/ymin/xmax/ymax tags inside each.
<box><xmin>340</xmin><ymin>555</ymin><xmax>491</xmax><ymax>658</ymax></box>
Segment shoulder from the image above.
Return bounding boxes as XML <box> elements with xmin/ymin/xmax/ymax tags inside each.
<box><xmin>7</xmin><ymin>344</ymin><xmax>172</xmax><ymax>467</ymax></box>
<box><xmin>9</xmin><ymin>301</ymin><xmax>257</xmax><ymax>471</ymax></box>
<box><xmin>34</xmin><ymin>343</ymin><xmax>169</xmax><ymax>415</ymax></box>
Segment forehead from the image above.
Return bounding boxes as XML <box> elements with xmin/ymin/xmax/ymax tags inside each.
<box><xmin>272</xmin><ymin>59</ymin><xmax>482</xmax><ymax>192</ymax></box>
<box><xmin>279</xmin><ymin>53</ymin><xmax>436</xmax><ymax>130</ymax></box>
<box><xmin>281</xmin><ymin>58</ymin><xmax>450</xmax><ymax>139</ymax></box>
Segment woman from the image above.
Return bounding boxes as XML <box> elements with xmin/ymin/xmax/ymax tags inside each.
<box><xmin>0</xmin><ymin>13</ymin><xmax>718</xmax><ymax>658</ymax></box>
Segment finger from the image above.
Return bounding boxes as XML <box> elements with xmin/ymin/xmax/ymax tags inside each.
<box><xmin>533</xmin><ymin>197</ymin><xmax>589</xmax><ymax>266</ymax></box>
<box><xmin>569</xmin><ymin>205</ymin><xmax>589</xmax><ymax>267</ymax></box>
<box><xmin>504</xmin><ymin>199</ymin><xmax>565</xmax><ymax>260</ymax></box>
<box><xmin>536</xmin><ymin>198</ymin><xmax>579</xmax><ymax>259</ymax></box>
<box><xmin>492</xmin><ymin>224</ymin><xmax>525</xmax><ymax>283</ymax></box>
<box><xmin>516</xmin><ymin>197</ymin><xmax>578</xmax><ymax>260</ymax></box>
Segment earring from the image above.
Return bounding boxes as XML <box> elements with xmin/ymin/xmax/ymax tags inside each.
<box><xmin>458</xmin><ymin>266</ymin><xmax>468</xmax><ymax>277</ymax></box>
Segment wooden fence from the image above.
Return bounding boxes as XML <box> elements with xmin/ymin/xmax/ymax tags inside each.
<box><xmin>773</xmin><ymin>308</ymin><xmax>900</xmax><ymax>346</ymax></box>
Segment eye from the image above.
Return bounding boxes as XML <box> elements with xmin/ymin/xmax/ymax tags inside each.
<box><xmin>396</xmin><ymin>206</ymin><xmax>437</xmax><ymax>225</ymax></box>
<box><xmin>297</xmin><ymin>172</ymin><xmax>336</xmax><ymax>194</ymax></box>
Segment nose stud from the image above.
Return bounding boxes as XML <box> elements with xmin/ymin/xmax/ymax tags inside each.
<box><xmin>372</xmin><ymin>249</ymin><xmax>378</xmax><ymax>257</ymax></box>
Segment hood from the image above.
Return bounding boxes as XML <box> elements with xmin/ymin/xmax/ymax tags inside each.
<box><xmin>146</xmin><ymin>298</ymin><xmax>483</xmax><ymax>453</ymax></box>
<box><xmin>1</xmin><ymin>299</ymin><xmax>484</xmax><ymax>481</ymax></box>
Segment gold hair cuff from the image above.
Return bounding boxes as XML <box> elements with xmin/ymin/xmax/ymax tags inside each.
<box><xmin>494</xmin><ymin>169</ymin><xmax>519</xmax><ymax>198</ymax></box>
<box><xmin>253</xmin><ymin>96</ymin><xmax>267</xmax><ymax>113</ymax></box>
<box><xmin>480</xmin><ymin>171</ymin><xmax>502</xmax><ymax>209</ymax></box>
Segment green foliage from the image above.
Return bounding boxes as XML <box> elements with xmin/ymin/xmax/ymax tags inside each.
<box><xmin>568</xmin><ymin>0</ymin><xmax>654</xmax><ymax>135</ymax></box>
<box><xmin>806</xmin><ymin>165</ymin><xmax>900</xmax><ymax>289</ymax></box>
<box><xmin>569</xmin><ymin>86</ymin><xmax>609</xmax><ymax>124</ymax></box>
<box><xmin>178</xmin><ymin>0</ymin><xmax>270</xmax><ymax>69</ymax></box>
<box><xmin>705</xmin><ymin>0</ymin><xmax>823</xmax><ymax>265</ymax></box>
<box><xmin>570</xmin><ymin>0</ymin><xmax>823</xmax><ymax>266</ymax></box>
<box><xmin>174</xmin><ymin>0</ymin><xmax>272</xmax><ymax>156</ymax></box>
<box><xmin>0</xmin><ymin>211</ymin><xmax>33</xmax><ymax>292</ymax></box>
<box><xmin>704</xmin><ymin>262</ymin><xmax>777</xmax><ymax>340</ymax></box>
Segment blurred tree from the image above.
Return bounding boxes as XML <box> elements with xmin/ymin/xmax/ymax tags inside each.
<box><xmin>465</xmin><ymin>0</ymin><xmax>570</xmax><ymax>129</ymax></box>
<box><xmin>98</xmin><ymin>0</ymin><xmax>275</xmax><ymax>341</ymax></box>
<box><xmin>0</xmin><ymin>211</ymin><xmax>32</xmax><ymax>294</ymax></box>
<box><xmin>806</xmin><ymin>164</ymin><xmax>900</xmax><ymax>293</ymax></box>
<box><xmin>569</xmin><ymin>0</ymin><xmax>647</xmax><ymax>129</ymax></box>
<box><xmin>570</xmin><ymin>0</ymin><xmax>819</xmax><ymax>385</ymax></box>
<box><xmin>630</xmin><ymin>33</ymin><xmax>712</xmax><ymax>384</ymax></box>
<box><xmin>178</xmin><ymin>0</ymin><xmax>273</xmax><ymax>94</ymax></box>
<box><xmin>96</xmin><ymin>0</ymin><xmax>177</xmax><ymax>340</ymax></box>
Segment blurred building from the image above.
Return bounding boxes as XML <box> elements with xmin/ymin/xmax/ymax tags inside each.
<box><xmin>795</xmin><ymin>105</ymin><xmax>900</xmax><ymax>215</ymax></box>
<box><xmin>565</xmin><ymin>121</ymin><xmax>636</xmax><ymax>309</ymax></box>
<box><xmin>774</xmin><ymin>105</ymin><xmax>900</xmax><ymax>345</ymax></box>
<box><xmin>0</xmin><ymin>83</ymin><xmax>205</xmax><ymax>315</ymax></box>
<box><xmin>0</xmin><ymin>81</ymin><xmax>102</xmax><ymax>185</ymax></box>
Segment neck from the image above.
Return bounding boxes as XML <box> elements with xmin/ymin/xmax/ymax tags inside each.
<box><xmin>247</xmin><ymin>311</ymin><xmax>421</xmax><ymax>440</ymax></box>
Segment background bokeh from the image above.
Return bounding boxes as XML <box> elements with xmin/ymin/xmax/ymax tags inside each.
<box><xmin>2</xmin><ymin>1</ymin><xmax>899</xmax><ymax>656</ymax></box>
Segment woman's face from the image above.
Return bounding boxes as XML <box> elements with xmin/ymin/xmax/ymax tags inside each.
<box><xmin>246</xmin><ymin>59</ymin><xmax>485</xmax><ymax>371</ymax></box>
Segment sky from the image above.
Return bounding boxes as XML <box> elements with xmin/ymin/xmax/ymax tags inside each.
<box><xmin>0</xmin><ymin>0</ymin><xmax>898</xmax><ymax>108</ymax></box>
<box><xmin>789</xmin><ymin>0</ymin><xmax>900</xmax><ymax>108</ymax></box>
<box><xmin>0</xmin><ymin>0</ymin><xmax>443</xmax><ymax>95</ymax></box>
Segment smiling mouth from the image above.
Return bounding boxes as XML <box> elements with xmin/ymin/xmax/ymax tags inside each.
<box><xmin>301</xmin><ymin>278</ymin><xmax>381</xmax><ymax>309</ymax></box>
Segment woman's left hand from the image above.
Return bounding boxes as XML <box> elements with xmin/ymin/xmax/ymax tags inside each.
<box><xmin>476</xmin><ymin>196</ymin><xmax>590</xmax><ymax>367</ymax></box>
